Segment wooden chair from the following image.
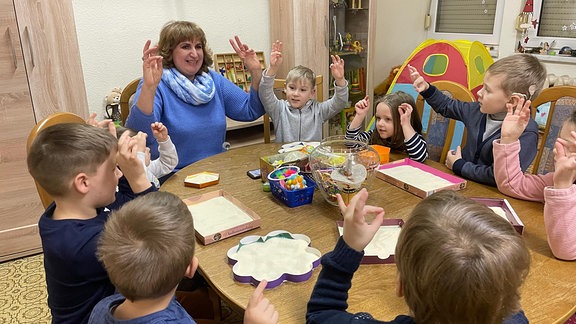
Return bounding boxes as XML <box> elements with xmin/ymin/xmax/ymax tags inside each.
<box><xmin>529</xmin><ymin>85</ymin><xmax>576</xmax><ymax>174</ymax></box>
<box><xmin>264</xmin><ymin>75</ymin><xmax>324</xmax><ymax>143</ymax></box>
<box><xmin>119</xmin><ymin>78</ymin><xmax>141</xmax><ymax>125</ymax></box>
<box><xmin>416</xmin><ymin>80</ymin><xmax>475</xmax><ymax>163</ymax></box>
<box><xmin>26</xmin><ymin>112</ymin><xmax>86</xmax><ymax>208</ymax></box>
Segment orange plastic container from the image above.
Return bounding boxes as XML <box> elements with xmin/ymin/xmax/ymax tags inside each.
<box><xmin>370</xmin><ymin>145</ymin><xmax>390</xmax><ymax>164</ymax></box>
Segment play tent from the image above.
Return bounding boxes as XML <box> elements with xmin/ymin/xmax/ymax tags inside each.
<box><xmin>369</xmin><ymin>39</ymin><xmax>493</xmax><ymax>152</ymax></box>
<box><xmin>386</xmin><ymin>39</ymin><xmax>493</xmax><ymax>99</ymax></box>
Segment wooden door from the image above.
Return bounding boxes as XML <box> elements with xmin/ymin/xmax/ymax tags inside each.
<box><xmin>269</xmin><ymin>0</ymin><xmax>329</xmax><ymax>97</ymax></box>
<box><xmin>13</xmin><ymin>0</ymin><xmax>88</xmax><ymax>121</ymax></box>
<box><xmin>0</xmin><ymin>0</ymin><xmax>43</xmax><ymax>261</ymax></box>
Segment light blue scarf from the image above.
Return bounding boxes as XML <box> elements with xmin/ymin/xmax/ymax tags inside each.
<box><xmin>162</xmin><ymin>68</ymin><xmax>215</xmax><ymax>105</ymax></box>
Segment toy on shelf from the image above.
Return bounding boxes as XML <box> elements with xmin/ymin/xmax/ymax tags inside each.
<box><xmin>349</xmin><ymin>0</ymin><xmax>362</xmax><ymax>9</ymax></box>
<box><xmin>214</xmin><ymin>52</ymin><xmax>266</xmax><ymax>93</ymax></box>
<box><xmin>352</xmin><ymin>40</ymin><xmax>364</xmax><ymax>54</ymax></box>
<box><xmin>343</xmin><ymin>33</ymin><xmax>353</xmax><ymax>52</ymax></box>
<box><xmin>104</xmin><ymin>87</ymin><xmax>122</xmax><ymax>125</ymax></box>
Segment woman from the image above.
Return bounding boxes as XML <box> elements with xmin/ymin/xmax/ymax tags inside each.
<box><xmin>126</xmin><ymin>21</ymin><xmax>265</xmax><ymax>173</ymax></box>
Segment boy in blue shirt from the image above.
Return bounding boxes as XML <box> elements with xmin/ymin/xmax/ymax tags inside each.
<box><xmin>27</xmin><ymin>122</ymin><xmax>155</xmax><ymax>324</ymax></box>
<box><xmin>89</xmin><ymin>191</ymin><xmax>278</xmax><ymax>324</ymax></box>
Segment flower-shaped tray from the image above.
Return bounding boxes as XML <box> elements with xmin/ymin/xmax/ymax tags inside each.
<box><xmin>226</xmin><ymin>230</ymin><xmax>321</xmax><ymax>288</ymax></box>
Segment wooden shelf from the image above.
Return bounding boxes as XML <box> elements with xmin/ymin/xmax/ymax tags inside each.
<box><xmin>226</xmin><ymin>116</ymin><xmax>264</xmax><ymax>131</ymax></box>
<box><xmin>227</xmin><ymin>124</ymin><xmax>274</xmax><ymax>149</ymax></box>
<box><xmin>214</xmin><ymin>52</ymin><xmax>266</xmax><ymax>92</ymax></box>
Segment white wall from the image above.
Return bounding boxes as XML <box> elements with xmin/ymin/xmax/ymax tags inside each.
<box><xmin>73</xmin><ymin>0</ymin><xmax>576</xmax><ymax>117</ymax></box>
<box><xmin>72</xmin><ymin>0</ymin><xmax>270</xmax><ymax>117</ymax></box>
<box><xmin>372</xmin><ymin>0</ymin><xmax>428</xmax><ymax>89</ymax></box>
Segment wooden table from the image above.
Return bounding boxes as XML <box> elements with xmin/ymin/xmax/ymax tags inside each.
<box><xmin>162</xmin><ymin>143</ymin><xmax>576</xmax><ymax>324</ymax></box>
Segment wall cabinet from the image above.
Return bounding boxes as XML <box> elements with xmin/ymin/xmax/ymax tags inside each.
<box><xmin>269</xmin><ymin>0</ymin><xmax>377</xmax><ymax>137</ymax></box>
<box><xmin>0</xmin><ymin>0</ymin><xmax>88</xmax><ymax>261</ymax></box>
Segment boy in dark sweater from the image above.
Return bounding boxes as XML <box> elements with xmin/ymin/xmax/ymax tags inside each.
<box><xmin>27</xmin><ymin>122</ymin><xmax>155</xmax><ymax>324</ymax></box>
<box><xmin>307</xmin><ymin>189</ymin><xmax>530</xmax><ymax>323</ymax></box>
<box><xmin>410</xmin><ymin>53</ymin><xmax>546</xmax><ymax>186</ymax></box>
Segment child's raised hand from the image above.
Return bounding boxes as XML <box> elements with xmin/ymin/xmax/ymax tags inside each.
<box><xmin>117</xmin><ymin>131</ymin><xmax>150</xmax><ymax>192</ymax></box>
<box><xmin>330</xmin><ymin>55</ymin><xmax>346</xmax><ymax>86</ymax></box>
<box><xmin>269</xmin><ymin>40</ymin><xmax>283</xmax><ymax>70</ymax></box>
<box><xmin>133</xmin><ymin>130</ymin><xmax>147</xmax><ymax>153</ymax></box>
<box><xmin>141</xmin><ymin>40</ymin><xmax>163</xmax><ymax>89</ymax></box>
<box><xmin>398</xmin><ymin>103</ymin><xmax>413</xmax><ymax>127</ymax></box>
<box><xmin>408</xmin><ymin>65</ymin><xmax>429</xmax><ymax>93</ymax></box>
<box><xmin>500</xmin><ymin>97</ymin><xmax>531</xmax><ymax>144</ymax></box>
<box><xmin>151</xmin><ymin>122</ymin><xmax>168</xmax><ymax>142</ymax></box>
<box><xmin>117</xmin><ymin>131</ymin><xmax>146</xmax><ymax>172</ymax></box>
<box><xmin>354</xmin><ymin>96</ymin><xmax>370</xmax><ymax>118</ymax></box>
<box><xmin>243</xmin><ymin>280</ymin><xmax>278</xmax><ymax>324</ymax></box>
<box><xmin>338</xmin><ymin>188</ymin><xmax>385</xmax><ymax>252</ymax></box>
<box><xmin>553</xmin><ymin>132</ymin><xmax>576</xmax><ymax>189</ymax></box>
<box><xmin>86</xmin><ymin>112</ymin><xmax>113</xmax><ymax>129</ymax></box>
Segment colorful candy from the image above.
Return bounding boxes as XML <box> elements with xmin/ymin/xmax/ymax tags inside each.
<box><xmin>281</xmin><ymin>174</ymin><xmax>307</xmax><ymax>191</ymax></box>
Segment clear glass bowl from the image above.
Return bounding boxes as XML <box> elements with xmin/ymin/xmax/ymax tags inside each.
<box><xmin>309</xmin><ymin>136</ymin><xmax>380</xmax><ymax>205</ymax></box>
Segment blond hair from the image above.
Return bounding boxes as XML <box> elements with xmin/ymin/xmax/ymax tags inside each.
<box><xmin>27</xmin><ymin>123</ymin><xmax>117</xmax><ymax>197</ymax></box>
<box><xmin>158</xmin><ymin>21</ymin><xmax>213</xmax><ymax>74</ymax></box>
<box><xmin>396</xmin><ymin>190</ymin><xmax>530</xmax><ymax>323</ymax></box>
<box><xmin>97</xmin><ymin>191</ymin><xmax>195</xmax><ymax>301</ymax></box>
<box><xmin>487</xmin><ymin>53</ymin><xmax>547</xmax><ymax>99</ymax></box>
<box><xmin>286</xmin><ymin>65</ymin><xmax>316</xmax><ymax>88</ymax></box>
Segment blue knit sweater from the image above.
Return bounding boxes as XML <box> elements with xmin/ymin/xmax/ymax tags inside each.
<box><xmin>420</xmin><ymin>85</ymin><xmax>538</xmax><ymax>186</ymax></box>
<box><xmin>126</xmin><ymin>70</ymin><xmax>265</xmax><ymax>171</ymax></box>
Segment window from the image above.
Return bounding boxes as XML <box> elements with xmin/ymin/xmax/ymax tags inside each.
<box><xmin>523</xmin><ymin>0</ymin><xmax>576</xmax><ymax>50</ymax></box>
<box><xmin>427</xmin><ymin>0</ymin><xmax>505</xmax><ymax>45</ymax></box>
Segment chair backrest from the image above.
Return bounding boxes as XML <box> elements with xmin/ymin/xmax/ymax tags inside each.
<box><xmin>26</xmin><ymin>112</ymin><xmax>86</xmax><ymax>208</ymax></box>
<box><xmin>416</xmin><ymin>80</ymin><xmax>475</xmax><ymax>163</ymax></box>
<box><xmin>529</xmin><ymin>85</ymin><xmax>576</xmax><ymax>174</ymax></box>
<box><xmin>120</xmin><ymin>78</ymin><xmax>141</xmax><ymax>125</ymax></box>
<box><xmin>263</xmin><ymin>75</ymin><xmax>324</xmax><ymax>143</ymax></box>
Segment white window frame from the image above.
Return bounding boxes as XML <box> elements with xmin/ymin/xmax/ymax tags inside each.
<box><xmin>522</xmin><ymin>0</ymin><xmax>576</xmax><ymax>50</ymax></box>
<box><xmin>427</xmin><ymin>0</ymin><xmax>505</xmax><ymax>46</ymax></box>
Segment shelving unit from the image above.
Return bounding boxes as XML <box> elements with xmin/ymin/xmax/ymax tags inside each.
<box><xmin>214</xmin><ymin>52</ymin><xmax>269</xmax><ymax>148</ymax></box>
<box><xmin>213</xmin><ymin>52</ymin><xmax>266</xmax><ymax>93</ymax></box>
<box><xmin>326</xmin><ymin>0</ymin><xmax>375</xmax><ymax>136</ymax></box>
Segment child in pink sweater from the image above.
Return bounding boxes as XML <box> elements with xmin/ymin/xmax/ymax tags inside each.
<box><xmin>493</xmin><ymin>98</ymin><xmax>576</xmax><ymax>260</ymax></box>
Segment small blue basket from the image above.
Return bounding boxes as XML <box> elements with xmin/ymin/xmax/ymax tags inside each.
<box><xmin>269</xmin><ymin>175</ymin><xmax>316</xmax><ymax>208</ymax></box>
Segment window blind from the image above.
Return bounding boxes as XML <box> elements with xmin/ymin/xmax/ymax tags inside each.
<box><xmin>435</xmin><ymin>0</ymin><xmax>497</xmax><ymax>34</ymax></box>
<box><xmin>538</xmin><ymin>0</ymin><xmax>576</xmax><ymax>38</ymax></box>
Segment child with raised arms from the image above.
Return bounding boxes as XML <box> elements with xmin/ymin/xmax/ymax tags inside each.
<box><xmin>117</xmin><ymin>121</ymin><xmax>178</xmax><ymax>187</ymax></box>
<box><xmin>27</xmin><ymin>121</ymin><xmax>156</xmax><ymax>324</ymax></box>
<box><xmin>410</xmin><ymin>53</ymin><xmax>547</xmax><ymax>186</ymax></box>
<box><xmin>494</xmin><ymin>99</ymin><xmax>576</xmax><ymax>260</ymax></box>
<box><xmin>345</xmin><ymin>91</ymin><xmax>428</xmax><ymax>162</ymax></box>
<box><xmin>259</xmin><ymin>40</ymin><xmax>348</xmax><ymax>142</ymax></box>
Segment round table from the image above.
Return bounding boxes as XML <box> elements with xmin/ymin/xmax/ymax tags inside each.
<box><xmin>162</xmin><ymin>143</ymin><xmax>576</xmax><ymax>324</ymax></box>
